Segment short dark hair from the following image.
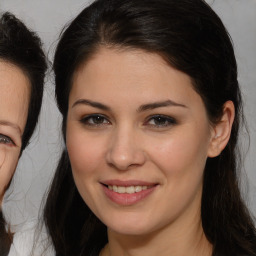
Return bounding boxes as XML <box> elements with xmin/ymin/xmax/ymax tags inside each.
<box><xmin>0</xmin><ymin>12</ymin><xmax>47</xmax><ymax>151</ymax></box>
<box><xmin>0</xmin><ymin>12</ymin><xmax>47</xmax><ymax>255</ymax></box>
<box><xmin>44</xmin><ymin>1</ymin><xmax>256</xmax><ymax>255</ymax></box>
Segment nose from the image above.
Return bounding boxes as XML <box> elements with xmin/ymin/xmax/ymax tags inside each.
<box><xmin>106</xmin><ymin>127</ymin><xmax>146</xmax><ymax>171</ymax></box>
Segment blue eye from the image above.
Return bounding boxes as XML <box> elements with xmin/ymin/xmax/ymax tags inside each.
<box><xmin>146</xmin><ymin>115</ymin><xmax>176</xmax><ymax>128</ymax></box>
<box><xmin>80</xmin><ymin>114</ymin><xmax>110</xmax><ymax>126</ymax></box>
<box><xmin>0</xmin><ymin>134</ymin><xmax>14</xmax><ymax>145</ymax></box>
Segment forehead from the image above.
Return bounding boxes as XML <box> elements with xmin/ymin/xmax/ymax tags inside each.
<box><xmin>71</xmin><ymin>47</ymin><xmax>200</xmax><ymax>106</ymax></box>
<box><xmin>0</xmin><ymin>60</ymin><xmax>30</xmax><ymax>133</ymax></box>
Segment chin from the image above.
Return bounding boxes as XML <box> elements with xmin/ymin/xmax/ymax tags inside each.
<box><xmin>110</xmin><ymin>226</ymin><xmax>152</xmax><ymax>236</ymax></box>
<box><xmin>104</xmin><ymin>217</ymin><xmax>158</xmax><ymax>237</ymax></box>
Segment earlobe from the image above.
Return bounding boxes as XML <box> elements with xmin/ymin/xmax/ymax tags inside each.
<box><xmin>208</xmin><ymin>101</ymin><xmax>235</xmax><ymax>158</ymax></box>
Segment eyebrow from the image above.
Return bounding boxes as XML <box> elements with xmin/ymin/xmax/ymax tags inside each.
<box><xmin>72</xmin><ymin>99</ymin><xmax>110</xmax><ymax>111</ymax></box>
<box><xmin>72</xmin><ymin>98</ymin><xmax>187</xmax><ymax>112</ymax></box>
<box><xmin>0</xmin><ymin>120</ymin><xmax>22</xmax><ymax>135</ymax></box>
<box><xmin>138</xmin><ymin>100</ymin><xmax>187</xmax><ymax>112</ymax></box>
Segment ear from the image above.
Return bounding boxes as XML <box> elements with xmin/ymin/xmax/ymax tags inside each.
<box><xmin>207</xmin><ymin>101</ymin><xmax>235</xmax><ymax>158</ymax></box>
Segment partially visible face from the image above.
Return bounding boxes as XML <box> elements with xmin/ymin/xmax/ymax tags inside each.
<box><xmin>0</xmin><ymin>61</ymin><xmax>30</xmax><ymax>205</ymax></box>
<box><xmin>67</xmin><ymin>47</ymin><xmax>215</xmax><ymax>236</ymax></box>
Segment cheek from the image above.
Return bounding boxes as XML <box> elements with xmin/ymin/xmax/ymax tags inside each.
<box><xmin>66</xmin><ymin>125</ymin><xmax>105</xmax><ymax>179</ymax></box>
<box><xmin>0</xmin><ymin>148</ymin><xmax>19</xmax><ymax>200</ymax></box>
<box><xmin>145</xmin><ymin>131</ymin><xmax>209</xmax><ymax>221</ymax></box>
<box><xmin>66</xmin><ymin>126</ymin><xmax>109</xmax><ymax>211</ymax></box>
<box><xmin>149</xmin><ymin>128</ymin><xmax>209</xmax><ymax>179</ymax></box>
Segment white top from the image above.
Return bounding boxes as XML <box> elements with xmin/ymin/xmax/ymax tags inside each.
<box><xmin>8</xmin><ymin>221</ymin><xmax>54</xmax><ymax>256</ymax></box>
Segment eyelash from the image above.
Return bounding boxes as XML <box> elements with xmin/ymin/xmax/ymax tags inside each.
<box><xmin>145</xmin><ymin>115</ymin><xmax>177</xmax><ymax>128</ymax></box>
<box><xmin>80</xmin><ymin>114</ymin><xmax>110</xmax><ymax>127</ymax></box>
<box><xmin>80</xmin><ymin>114</ymin><xmax>176</xmax><ymax>128</ymax></box>
<box><xmin>0</xmin><ymin>134</ymin><xmax>14</xmax><ymax>145</ymax></box>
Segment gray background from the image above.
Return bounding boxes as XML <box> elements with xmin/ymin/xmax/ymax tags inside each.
<box><xmin>0</xmin><ymin>0</ymin><xmax>255</xmax><ymax>227</ymax></box>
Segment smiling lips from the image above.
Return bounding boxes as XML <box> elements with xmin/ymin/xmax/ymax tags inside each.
<box><xmin>101</xmin><ymin>180</ymin><xmax>158</xmax><ymax>206</ymax></box>
<box><xmin>108</xmin><ymin>185</ymin><xmax>152</xmax><ymax>194</ymax></box>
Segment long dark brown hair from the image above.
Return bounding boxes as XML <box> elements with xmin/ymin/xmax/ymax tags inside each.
<box><xmin>0</xmin><ymin>12</ymin><xmax>46</xmax><ymax>255</ymax></box>
<box><xmin>44</xmin><ymin>0</ymin><xmax>256</xmax><ymax>255</ymax></box>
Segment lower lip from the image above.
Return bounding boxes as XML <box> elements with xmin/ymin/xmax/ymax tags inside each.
<box><xmin>102</xmin><ymin>185</ymin><xmax>157</xmax><ymax>206</ymax></box>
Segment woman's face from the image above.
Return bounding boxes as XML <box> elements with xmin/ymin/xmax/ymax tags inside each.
<box><xmin>67</xmin><ymin>47</ymin><xmax>216</xmax><ymax>236</ymax></box>
<box><xmin>0</xmin><ymin>61</ymin><xmax>30</xmax><ymax>205</ymax></box>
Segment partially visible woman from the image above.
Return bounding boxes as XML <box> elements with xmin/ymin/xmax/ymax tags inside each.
<box><xmin>0</xmin><ymin>12</ymin><xmax>46</xmax><ymax>255</ymax></box>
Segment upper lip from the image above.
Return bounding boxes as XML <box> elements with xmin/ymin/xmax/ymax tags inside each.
<box><xmin>100</xmin><ymin>179</ymin><xmax>158</xmax><ymax>187</ymax></box>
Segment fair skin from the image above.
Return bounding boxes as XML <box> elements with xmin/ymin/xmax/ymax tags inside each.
<box><xmin>0</xmin><ymin>61</ymin><xmax>30</xmax><ymax>205</ymax></box>
<box><xmin>66</xmin><ymin>47</ymin><xmax>234</xmax><ymax>256</ymax></box>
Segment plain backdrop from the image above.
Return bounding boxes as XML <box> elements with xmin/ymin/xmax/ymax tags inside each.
<box><xmin>0</xmin><ymin>0</ymin><xmax>255</xmax><ymax>228</ymax></box>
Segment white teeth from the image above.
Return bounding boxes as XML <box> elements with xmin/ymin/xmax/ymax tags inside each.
<box><xmin>135</xmin><ymin>186</ymin><xmax>142</xmax><ymax>193</ymax></box>
<box><xmin>126</xmin><ymin>186</ymin><xmax>135</xmax><ymax>194</ymax></box>
<box><xmin>117</xmin><ymin>186</ymin><xmax>126</xmax><ymax>193</ymax></box>
<box><xmin>107</xmin><ymin>185</ymin><xmax>150</xmax><ymax>194</ymax></box>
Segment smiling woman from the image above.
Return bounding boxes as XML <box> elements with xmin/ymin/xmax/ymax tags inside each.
<box><xmin>67</xmin><ymin>48</ymin><xmax>223</xmax><ymax>240</ymax></box>
<box><xmin>43</xmin><ymin>0</ymin><xmax>256</xmax><ymax>256</ymax></box>
<box><xmin>0</xmin><ymin>13</ymin><xmax>46</xmax><ymax>255</ymax></box>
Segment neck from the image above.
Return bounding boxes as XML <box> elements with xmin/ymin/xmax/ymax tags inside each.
<box><xmin>101</xmin><ymin>211</ymin><xmax>212</xmax><ymax>256</ymax></box>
